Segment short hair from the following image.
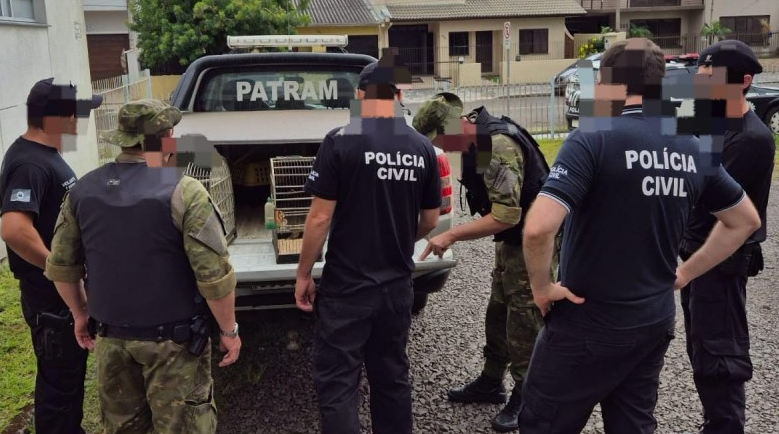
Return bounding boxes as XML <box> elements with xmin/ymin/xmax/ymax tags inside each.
<box><xmin>362</xmin><ymin>83</ymin><xmax>400</xmax><ymax>100</ymax></box>
<box><xmin>599</xmin><ymin>38</ymin><xmax>666</xmax><ymax>97</ymax></box>
<box><xmin>27</xmin><ymin>113</ymin><xmax>44</xmax><ymax>129</ymax></box>
<box><xmin>726</xmin><ymin>69</ymin><xmax>751</xmax><ymax>95</ymax></box>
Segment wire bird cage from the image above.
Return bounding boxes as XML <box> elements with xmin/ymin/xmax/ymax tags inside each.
<box><xmin>182</xmin><ymin>155</ymin><xmax>236</xmax><ymax>242</ymax></box>
<box><xmin>269</xmin><ymin>156</ymin><xmax>316</xmax><ymax>263</ymax></box>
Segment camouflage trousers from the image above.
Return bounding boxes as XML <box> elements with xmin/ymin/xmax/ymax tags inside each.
<box><xmin>95</xmin><ymin>336</ymin><xmax>217</xmax><ymax>434</ymax></box>
<box><xmin>482</xmin><ymin>240</ymin><xmax>558</xmax><ymax>386</ymax></box>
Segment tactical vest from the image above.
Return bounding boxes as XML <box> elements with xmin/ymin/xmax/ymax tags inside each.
<box><xmin>461</xmin><ymin>106</ymin><xmax>550</xmax><ymax>245</ymax></box>
<box><xmin>69</xmin><ymin>163</ymin><xmax>203</xmax><ymax>327</ymax></box>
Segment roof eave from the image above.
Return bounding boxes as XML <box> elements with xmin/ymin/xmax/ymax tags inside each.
<box><xmin>389</xmin><ymin>12</ymin><xmax>588</xmax><ymax>22</ymax></box>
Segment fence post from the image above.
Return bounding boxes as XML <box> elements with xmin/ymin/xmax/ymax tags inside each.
<box><xmin>145</xmin><ymin>69</ymin><xmax>152</xmax><ymax>100</ymax></box>
<box><xmin>121</xmin><ymin>74</ymin><xmax>130</xmax><ymax>103</ymax></box>
<box><xmin>549</xmin><ymin>77</ymin><xmax>556</xmax><ymax>139</ymax></box>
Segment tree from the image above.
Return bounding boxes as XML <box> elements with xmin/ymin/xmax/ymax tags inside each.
<box><xmin>629</xmin><ymin>24</ymin><xmax>653</xmax><ymax>38</ymax></box>
<box><xmin>700</xmin><ymin>21</ymin><xmax>731</xmax><ymax>45</ymax></box>
<box><xmin>129</xmin><ymin>0</ymin><xmax>312</xmax><ymax>69</ymax></box>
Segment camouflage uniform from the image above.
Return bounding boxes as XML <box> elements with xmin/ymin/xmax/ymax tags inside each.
<box><xmin>46</xmin><ymin>100</ymin><xmax>235</xmax><ymax>434</ymax></box>
<box><xmin>416</xmin><ymin>97</ymin><xmax>556</xmax><ymax>387</ymax></box>
<box><xmin>473</xmin><ymin>120</ymin><xmax>557</xmax><ymax>386</ymax></box>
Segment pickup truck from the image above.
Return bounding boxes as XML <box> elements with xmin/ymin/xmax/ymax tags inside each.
<box><xmin>169</xmin><ymin>38</ymin><xmax>457</xmax><ymax>313</ymax></box>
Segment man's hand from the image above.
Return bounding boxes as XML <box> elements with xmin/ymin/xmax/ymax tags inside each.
<box><xmin>295</xmin><ymin>276</ymin><xmax>316</xmax><ymax>312</ymax></box>
<box><xmin>674</xmin><ymin>267</ymin><xmax>692</xmax><ymax>291</ymax></box>
<box><xmin>419</xmin><ymin>232</ymin><xmax>456</xmax><ymax>260</ymax></box>
<box><xmin>218</xmin><ymin>335</ymin><xmax>242</xmax><ymax>367</ymax></box>
<box><xmin>532</xmin><ymin>282</ymin><xmax>585</xmax><ymax>317</ymax></box>
<box><xmin>72</xmin><ymin>314</ymin><xmax>95</xmax><ymax>351</ymax></box>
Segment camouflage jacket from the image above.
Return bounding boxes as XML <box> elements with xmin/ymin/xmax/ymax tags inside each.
<box><xmin>45</xmin><ymin>153</ymin><xmax>236</xmax><ymax>301</ymax></box>
<box><xmin>465</xmin><ymin>111</ymin><xmax>525</xmax><ymax>226</ymax></box>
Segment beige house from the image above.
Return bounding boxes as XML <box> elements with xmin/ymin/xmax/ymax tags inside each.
<box><xmin>568</xmin><ymin>0</ymin><xmax>778</xmax><ymax>55</ymax></box>
<box><xmin>373</xmin><ymin>0</ymin><xmax>586</xmax><ymax>85</ymax></box>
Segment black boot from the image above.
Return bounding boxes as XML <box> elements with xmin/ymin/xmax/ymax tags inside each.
<box><xmin>447</xmin><ymin>373</ymin><xmax>506</xmax><ymax>404</ymax></box>
<box><xmin>490</xmin><ymin>385</ymin><xmax>522</xmax><ymax>432</ymax></box>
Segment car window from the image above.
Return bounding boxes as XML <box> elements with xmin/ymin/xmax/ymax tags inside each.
<box><xmin>193</xmin><ymin>66</ymin><xmax>361</xmax><ymax>112</ymax></box>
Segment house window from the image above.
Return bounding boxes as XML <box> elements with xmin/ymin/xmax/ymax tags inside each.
<box><xmin>449</xmin><ymin>32</ymin><xmax>469</xmax><ymax>56</ymax></box>
<box><xmin>519</xmin><ymin>29</ymin><xmax>548</xmax><ymax>55</ymax></box>
<box><xmin>720</xmin><ymin>16</ymin><xmax>770</xmax><ymax>46</ymax></box>
<box><xmin>0</xmin><ymin>0</ymin><xmax>35</xmax><ymax>20</ymax></box>
<box><xmin>630</xmin><ymin>18</ymin><xmax>681</xmax><ymax>48</ymax></box>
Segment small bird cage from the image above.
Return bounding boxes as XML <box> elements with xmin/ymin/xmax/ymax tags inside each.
<box><xmin>182</xmin><ymin>155</ymin><xmax>236</xmax><ymax>242</ymax></box>
<box><xmin>269</xmin><ymin>156</ymin><xmax>317</xmax><ymax>263</ymax></box>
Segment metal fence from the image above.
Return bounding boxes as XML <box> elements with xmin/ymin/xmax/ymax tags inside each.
<box><xmin>400</xmin><ymin>60</ymin><xmax>779</xmax><ymax>138</ymax></box>
<box><xmin>649</xmin><ymin>33</ymin><xmax>779</xmax><ymax>56</ymax></box>
<box><xmin>92</xmin><ymin>70</ymin><xmax>153</xmax><ymax>165</ymax></box>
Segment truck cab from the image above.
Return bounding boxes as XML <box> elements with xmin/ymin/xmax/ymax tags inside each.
<box><xmin>169</xmin><ymin>36</ymin><xmax>457</xmax><ymax>313</ymax></box>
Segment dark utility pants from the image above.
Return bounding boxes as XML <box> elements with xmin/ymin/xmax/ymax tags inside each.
<box><xmin>681</xmin><ymin>265</ymin><xmax>752</xmax><ymax>434</ymax></box>
<box><xmin>21</xmin><ymin>278</ymin><xmax>89</xmax><ymax>434</ymax></box>
<box><xmin>518</xmin><ymin>314</ymin><xmax>675</xmax><ymax>434</ymax></box>
<box><xmin>313</xmin><ymin>284</ymin><xmax>414</xmax><ymax>434</ymax></box>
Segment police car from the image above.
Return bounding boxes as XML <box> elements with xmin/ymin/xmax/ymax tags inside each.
<box><xmin>169</xmin><ymin>35</ymin><xmax>456</xmax><ymax>313</ymax></box>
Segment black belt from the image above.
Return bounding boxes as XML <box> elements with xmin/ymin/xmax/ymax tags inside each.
<box><xmin>95</xmin><ymin>320</ymin><xmax>193</xmax><ymax>343</ymax></box>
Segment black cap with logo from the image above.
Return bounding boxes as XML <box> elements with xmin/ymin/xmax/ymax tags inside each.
<box><xmin>26</xmin><ymin>77</ymin><xmax>103</xmax><ymax>118</ymax></box>
<box><xmin>698</xmin><ymin>40</ymin><xmax>763</xmax><ymax>75</ymax></box>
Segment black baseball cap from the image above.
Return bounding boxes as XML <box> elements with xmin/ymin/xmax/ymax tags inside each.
<box><xmin>358</xmin><ymin>49</ymin><xmax>412</xmax><ymax>91</ymax></box>
<box><xmin>698</xmin><ymin>40</ymin><xmax>763</xmax><ymax>75</ymax></box>
<box><xmin>26</xmin><ymin>77</ymin><xmax>103</xmax><ymax>118</ymax></box>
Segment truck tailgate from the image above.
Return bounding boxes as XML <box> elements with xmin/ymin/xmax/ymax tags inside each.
<box><xmin>229</xmin><ymin>238</ymin><xmax>456</xmax><ymax>283</ymax></box>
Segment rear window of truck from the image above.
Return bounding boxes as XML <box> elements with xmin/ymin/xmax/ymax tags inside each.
<box><xmin>193</xmin><ymin>66</ymin><xmax>361</xmax><ymax>112</ymax></box>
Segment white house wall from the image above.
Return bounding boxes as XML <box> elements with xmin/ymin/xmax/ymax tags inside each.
<box><xmin>0</xmin><ymin>0</ymin><xmax>100</xmax><ymax>260</ymax></box>
<box><xmin>84</xmin><ymin>10</ymin><xmax>130</xmax><ymax>35</ymax></box>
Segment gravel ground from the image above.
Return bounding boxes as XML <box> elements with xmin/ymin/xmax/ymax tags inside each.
<box><xmin>212</xmin><ymin>180</ymin><xmax>779</xmax><ymax>434</ymax></box>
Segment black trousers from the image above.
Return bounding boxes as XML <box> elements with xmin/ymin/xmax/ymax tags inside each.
<box><xmin>313</xmin><ymin>284</ymin><xmax>413</xmax><ymax>434</ymax></box>
<box><xmin>681</xmin><ymin>265</ymin><xmax>752</xmax><ymax>434</ymax></box>
<box><xmin>20</xmin><ymin>279</ymin><xmax>89</xmax><ymax>434</ymax></box>
<box><xmin>518</xmin><ymin>314</ymin><xmax>675</xmax><ymax>434</ymax></box>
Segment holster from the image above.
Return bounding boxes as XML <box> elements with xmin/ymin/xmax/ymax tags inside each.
<box><xmin>459</xmin><ymin>145</ymin><xmax>491</xmax><ymax>217</ymax></box>
<box><xmin>33</xmin><ymin>310</ymin><xmax>74</xmax><ymax>361</ymax></box>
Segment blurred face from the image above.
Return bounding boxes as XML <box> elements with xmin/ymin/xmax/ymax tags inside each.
<box><xmin>145</xmin><ymin>129</ymin><xmax>175</xmax><ymax>168</ymax></box>
<box><xmin>696</xmin><ymin>65</ymin><xmax>749</xmax><ymax>117</ymax></box>
<box><xmin>41</xmin><ymin>114</ymin><xmax>78</xmax><ymax>136</ymax></box>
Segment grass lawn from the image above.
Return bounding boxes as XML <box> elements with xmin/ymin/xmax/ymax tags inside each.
<box><xmin>0</xmin><ymin>265</ymin><xmax>102</xmax><ymax>434</ymax></box>
<box><xmin>536</xmin><ymin>138</ymin><xmax>565</xmax><ymax>165</ymax></box>
<box><xmin>0</xmin><ymin>265</ymin><xmax>35</xmax><ymax>432</ymax></box>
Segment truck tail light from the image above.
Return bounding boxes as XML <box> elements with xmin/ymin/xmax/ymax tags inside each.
<box><xmin>437</xmin><ymin>153</ymin><xmax>452</xmax><ymax>215</ymax></box>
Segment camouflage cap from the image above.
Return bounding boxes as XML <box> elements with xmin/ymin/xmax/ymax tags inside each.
<box><xmin>412</xmin><ymin>92</ymin><xmax>464</xmax><ymax>140</ymax></box>
<box><xmin>101</xmin><ymin>99</ymin><xmax>182</xmax><ymax>148</ymax></box>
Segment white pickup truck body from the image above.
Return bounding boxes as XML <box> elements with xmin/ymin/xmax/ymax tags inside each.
<box><xmin>169</xmin><ymin>51</ymin><xmax>457</xmax><ymax>312</ymax></box>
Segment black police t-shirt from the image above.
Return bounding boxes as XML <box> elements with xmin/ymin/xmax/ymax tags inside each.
<box><xmin>305</xmin><ymin>117</ymin><xmax>441</xmax><ymax>295</ymax></box>
<box><xmin>684</xmin><ymin>109</ymin><xmax>776</xmax><ymax>244</ymax></box>
<box><xmin>540</xmin><ymin>106</ymin><xmax>745</xmax><ymax>331</ymax></box>
<box><xmin>0</xmin><ymin>137</ymin><xmax>77</xmax><ymax>313</ymax></box>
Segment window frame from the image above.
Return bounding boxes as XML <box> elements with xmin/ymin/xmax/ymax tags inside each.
<box><xmin>630</xmin><ymin>18</ymin><xmax>682</xmax><ymax>48</ymax></box>
<box><xmin>448</xmin><ymin>31</ymin><xmax>470</xmax><ymax>57</ymax></box>
<box><xmin>720</xmin><ymin>15</ymin><xmax>770</xmax><ymax>46</ymax></box>
<box><xmin>0</xmin><ymin>0</ymin><xmax>36</xmax><ymax>22</ymax></box>
<box><xmin>519</xmin><ymin>28</ymin><xmax>549</xmax><ymax>55</ymax></box>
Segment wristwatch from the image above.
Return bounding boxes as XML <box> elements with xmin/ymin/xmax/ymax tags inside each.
<box><xmin>220</xmin><ymin>322</ymin><xmax>239</xmax><ymax>338</ymax></box>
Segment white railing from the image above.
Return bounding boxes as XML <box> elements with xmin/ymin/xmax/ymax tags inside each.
<box><xmin>92</xmin><ymin>70</ymin><xmax>153</xmax><ymax>165</ymax></box>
